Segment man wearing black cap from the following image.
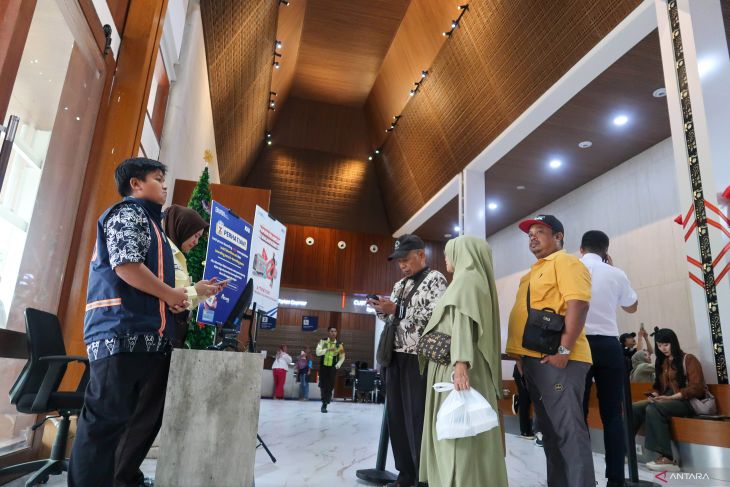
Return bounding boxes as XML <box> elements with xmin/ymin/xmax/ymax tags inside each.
<box><xmin>506</xmin><ymin>215</ymin><xmax>595</xmax><ymax>487</ymax></box>
<box><xmin>620</xmin><ymin>332</ymin><xmax>638</xmax><ymax>358</ymax></box>
<box><xmin>369</xmin><ymin>234</ymin><xmax>447</xmax><ymax>487</ymax></box>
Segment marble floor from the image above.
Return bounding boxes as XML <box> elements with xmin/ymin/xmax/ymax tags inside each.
<box><xmin>6</xmin><ymin>398</ymin><xmax>729</xmax><ymax>486</ymax></box>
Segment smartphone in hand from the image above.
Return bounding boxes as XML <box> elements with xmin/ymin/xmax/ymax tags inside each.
<box><xmin>366</xmin><ymin>294</ymin><xmax>380</xmax><ymax>302</ymax></box>
<box><xmin>644</xmin><ymin>391</ymin><xmax>656</xmax><ymax>397</ymax></box>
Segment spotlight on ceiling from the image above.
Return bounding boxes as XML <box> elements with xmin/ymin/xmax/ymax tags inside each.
<box><xmin>652</xmin><ymin>87</ymin><xmax>666</xmax><ymax>98</ymax></box>
<box><xmin>275</xmin><ymin>40</ymin><xmax>283</xmax><ymax>50</ymax></box>
<box><xmin>549</xmin><ymin>159</ymin><xmax>562</xmax><ymax>169</ymax></box>
<box><xmin>457</xmin><ymin>4</ymin><xmax>469</xmax><ymax>10</ymax></box>
<box><xmin>488</xmin><ymin>202</ymin><xmax>498</xmax><ymax>210</ymax></box>
<box><xmin>409</xmin><ymin>89</ymin><xmax>416</xmax><ymax>96</ymax></box>
<box><xmin>613</xmin><ymin>114</ymin><xmax>629</xmax><ymax>126</ymax></box>
<box><xmin>516</xmin><ymin>185</ymin><xmax>526</xmax><ymax>190</ymax></box>
<box><xmin>578</xmin><ymin>140</ymin><xmax>592</xmax><ymax>149</ymax></box>
<box><xmin>368</xmin><ymin>156</ymin><xmax>373</xmax><ymax>161</ymax></box>
<box><xmin>454</xmin><ymin>225</ymin><xmax>461</xmax><ymax>233</ymax></box>
<box><xmin>273</xmin><ymin>61</ymin><xmax>280</xmax><ymax>69</ymax></box>
<box><xmin>279</xmin><ymin>0</ymin><xmax>289</xmax><ymax>5</ymax></box>
<box><xmin>442</xmin><ymin>31</ymin><xmax>452</xmax><ymax>37</ymax></box>
<box><xmin>421</xmin><ymin>70</ymin><xmax>428</xmax><ymax>78</ymax></box>
<box><xmin>451</xmin><ymin>20</ymin><xmax>459</xmax><ymax>29</ymax></box>
<box><xmin>375</xmin><ymin>149</ymin><xmax>381</xmax><ymax>155</ymax></box>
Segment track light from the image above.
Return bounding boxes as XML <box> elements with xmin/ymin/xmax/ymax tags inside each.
<box><xmin>421</xmin><ymin>70</ymin><xmax>428</xmax><ymax>78</ymax></box>
<box><xmin>273</xmin><ymin>52</ymin><xmax>282</xmax><ymax>58</ymax></box>
<box><xmin>444</xmin><ymin>4</ymin><xmax>468</xmax><ymax>38</ymax></box>
<box><xmin>368</xmin><ymin>155</ymin><xmax>373</xmax><ymax>161</ymax></box>
<box><xmin>273</xmin><ymin>61</ymin><xmax>280</xmax><ymax>69</ymax></box>
<box><xmin>279</xmin><ymin>0</ymin><xmax>289</xmax><ymax>5</ymax></box>
<box><xmin>275</xmin><ymin>40</ymin><xmax>282</xmax><ymax>49</ymax></box>
<box><xmin>270</xmin><ymin>91</ymin><xmax>277</xmax><ymax>97</ymax></box>
<box><xmin>266</xmin><ymin>131</ymin><xmax>272</xmax><ymax>139</ymax></box>
<box><xmin>375</xmin><ymin>149</ymin><xmax>381</xmax><ymax>155</ymax></box>
<box><xmin>409</xmin><ymin>89</ymin><xmax>416</xmax><ymax>96</ymax></box>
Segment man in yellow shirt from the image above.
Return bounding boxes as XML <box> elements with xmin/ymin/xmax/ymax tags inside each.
<box><xmin>506</xmin><ymin>215</ymin><xmax>595</xmax><ymax>487</ymax></box>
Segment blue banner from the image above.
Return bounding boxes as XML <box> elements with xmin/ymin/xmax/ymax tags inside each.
<box><xmin>259</xmin><ymin>315</ymin><xmax>276</xmax><ymax>330</ymax></box>
<box><xmin>196</xmin><ymin>201</ymin><xmax>252</xmax><ymax>328</ymax></box>
<box><xmin>302</xmin><ymin>315</ymin><xmax>318</xmax><ymax>332</ymax></box>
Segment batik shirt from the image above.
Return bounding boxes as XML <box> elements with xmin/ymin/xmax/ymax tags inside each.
<box><xmin>377</xmin><ymin>270</ymin><xmax>448</xmax><ymax>354</ymax></box>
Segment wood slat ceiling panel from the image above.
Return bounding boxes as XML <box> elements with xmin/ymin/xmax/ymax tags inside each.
<box><xmin>376</xmin><ymin>0</ymin><xmax>642</xmax><ymax>230</ymax></box>
<box><xmin>413</xmin><ymin>32</ymin><xmax>669</xmax><ymax>241</ymax></box>
<box><xmin>200</xmin><ymin>0</ymin><xmax>277</xmax><ymax>184</ymax></box>
<box><xmin>364</xmin><ymin>0</ymin><xmax>454</xmax><ymax>144</ymax></box>
<box><xmin>246</xmin><ymin>145</ymin><xmax>390</xmax><ymax>235</ymax></box>
<box><xmin>290</xmin><ymin>0</ymin><xmax>411</xmax><ymax>107</ymax></box>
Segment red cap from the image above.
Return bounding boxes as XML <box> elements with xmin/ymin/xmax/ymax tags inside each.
<box><xmin>518</xmin><ymin>214</ymin><xmax>564</xmax><ymax>234</ymax></box>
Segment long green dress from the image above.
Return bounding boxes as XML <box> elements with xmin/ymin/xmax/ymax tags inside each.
<box><xmin>419</xmin><ymin>237</ymin><xmax>508</xmax><ymax>487</ymax></box>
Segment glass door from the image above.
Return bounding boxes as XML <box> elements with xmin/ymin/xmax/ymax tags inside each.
<box><xmin>0</xmin><ymin>0</ymin><xmax>106</xmax><ymax>456</ymax></box>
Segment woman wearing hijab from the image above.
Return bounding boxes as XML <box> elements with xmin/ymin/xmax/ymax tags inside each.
<box><xmin>114</xmin><ymin>204</ymin><xmax>225</xmax><ymax>487</ymax></box>
<box><xmin>419</xmin><ymin>236</ymin><xmax>508</xmax><ymax>487</ymax></box>
<box><xmin>163</xmin><ymin>204</ymin><xmax>224</xmax><ymax>346</ymax></box>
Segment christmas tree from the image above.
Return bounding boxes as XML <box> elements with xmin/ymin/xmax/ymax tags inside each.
<box><xmin>184</xmin><ymin>154</ymin><xmax>216</xmax><ymax>349</ymax></box>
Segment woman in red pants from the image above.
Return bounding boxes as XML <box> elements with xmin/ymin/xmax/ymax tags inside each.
<box><xmin>272</xmin><ymin>344</ymin><xmax>292</xmax><ymax>399</ymax></box>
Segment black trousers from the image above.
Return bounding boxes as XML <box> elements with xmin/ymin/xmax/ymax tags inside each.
<box><xmin>513</xmin><ymin>364</ymin><xmax>535</xmax><ymax>436</ymax></box>
<box><xmin>114</xmin><ymin>354</ymin><xmax>171</xmax><ymax>486</ymax></box>
<box><xmin>584</xmin><ymin>335</ymin><xmax>627</xmax><ymax>482</ymax></box>
<box><xmin>68</xmin><ymin>353</ymin><xmax>168</xmax><ymax>487</ymax></box>
<box><xmin>319</xmin><ymin>365</ymin><xmax>336</xmax><ymax>404</ymax></box>
<box><xmin>386</xmin><ymin>352</ymin><xmax>427</xmax><ymax>485</ymax></box>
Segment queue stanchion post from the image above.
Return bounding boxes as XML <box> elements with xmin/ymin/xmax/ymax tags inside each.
<box><xmin>356</xmin><ymin>400</ymin><xmax>397</xmax><ymax>484</ymax></box>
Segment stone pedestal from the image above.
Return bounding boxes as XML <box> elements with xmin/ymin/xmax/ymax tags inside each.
<box><xmin>155</xmin><ymin>349</ymin><xmax>263</xmax><ymax>487</ymax></box>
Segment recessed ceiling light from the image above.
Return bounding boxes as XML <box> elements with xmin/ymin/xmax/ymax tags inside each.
<box><xmin>516</xmin><ymin>185</ymin><xmax>526</xmax><ymax>190</ymax></box>
<box><xmin>487</xmin><ymin>202</ymin><xmax>498</xmax><ymax>210</ymax></box>
<box><xmin>652</xmin><ymin>88</ymin><xmax>666</xmax><ymax>98</ymax></box>
<box><xmin>444</xmin><ymin>233</ymin><xmax>452</xmax><ymax>238</ymax></box>
<box><xmin>454</xmin><ymin>225</ymin><xmax>460</xmax><ymax>233</ymax></box>
<box><xmin>549</xmin><ymin>159</ymin><xmax>562</xmax><ymax>169</ymax></box>
<box><xmin>613</xmin><ymin>115</ymin><xmax>629</xmax><ymax>126</ymax></box>
<box><xmin>75</xmin><ymin>116</ymin><xmax>80</xmax><ymax>121</ymax></box>
<box><xmin>578</xmin><ymin>141</ymin><xmax>592</xmax><ymax>149</ymax></box>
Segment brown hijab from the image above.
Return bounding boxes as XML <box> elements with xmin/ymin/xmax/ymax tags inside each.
<box><xmin>163</xmin><ymin>204</ymin><xmax>209</xmax><ymax>250</ymax></box>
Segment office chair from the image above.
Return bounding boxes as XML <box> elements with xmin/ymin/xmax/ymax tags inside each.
<box><xmin>0</xmin><ymin>308</ymin><xmax>89</xmax><ymax>486</ymax></box>
<box><xmin>354</xmin><ymin>369</ymin><xmax>377</xmax><ymax>403</ymax></box>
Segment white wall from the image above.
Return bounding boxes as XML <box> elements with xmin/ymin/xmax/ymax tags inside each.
<box><xmin>159</xmin><ymin>0</ymin><xmax>220</xmax><ymax>206</ymax></box>
<box><xmin>489</xmin><ymin>138</ymin><xmax>699</xmax><ymax>377</ymax></box>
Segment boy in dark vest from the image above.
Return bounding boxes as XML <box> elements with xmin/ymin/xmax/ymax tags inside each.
<box><xmin>69</xmin><ymin>158</ymin><xmax>189</xmax><ymax>487</ymax></box>
<box><xmin>316</xmin><ymin>326</ymin><xmax>345</xmax><ymax>413</ymax></box>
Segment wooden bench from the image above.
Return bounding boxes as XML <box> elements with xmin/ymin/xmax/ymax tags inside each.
<box><xmin>499</xmin><ymin>379</ymin><xmax>730</xmax><ymax>448</ymax></box>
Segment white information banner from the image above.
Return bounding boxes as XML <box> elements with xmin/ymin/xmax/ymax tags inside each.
<box><xmin>247</xmin><ymin>206</ymin><xmax>287</xmax><ymax>322</ymax></box>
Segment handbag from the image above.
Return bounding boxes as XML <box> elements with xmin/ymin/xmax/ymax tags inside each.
<box><xmin>521</xmin><ymin>285</ymin><xmax>565</xmax><ymax>355</ymax></box>
<box><xmin>376</xmin><ymin>269</ymin><xmax>431</xmax><ymax>368</ymax></box>
<box><xmin>417</xmin><ymin>331</ymin><xmax>452</xmax><ymax>366</ymax></box>
<box><xmin>683</xmin><ymin>355</ymin><xmax>717</xmax><ymax>415</ymax></box>
<box><xmin>376</xmin><ymin>319</ymin><xmax>396</xmax><ymax>367</ymax></box>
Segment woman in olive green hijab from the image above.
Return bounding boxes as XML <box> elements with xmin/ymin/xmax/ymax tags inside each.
<box><xmin>419</xmin><ymin>236</ymin><xmax>508</xmax><ymax>487</ymax></box>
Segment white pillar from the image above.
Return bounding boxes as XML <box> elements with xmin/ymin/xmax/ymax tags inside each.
<box><xmin>459</xmin><ymin>169</ymin><xmax>486</xmax><ymax>238</ymax></box>
<box><xmin>656</xmin><ymin>0</ymin><xmax>730</xmax><ymax>383</ymax></box>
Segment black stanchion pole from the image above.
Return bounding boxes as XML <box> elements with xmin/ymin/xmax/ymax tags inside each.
<box><xmin>623</xmin><ymin>356</ymin><xmax>660</xmax><ymax>487</ymax></box>
<box><xmin>356</xmin><ymin>402</ymin><xmax>397</xmax><ymax>484</ymax></box>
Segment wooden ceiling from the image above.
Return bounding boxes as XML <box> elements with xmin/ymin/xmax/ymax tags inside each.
<box><xmin>290</xmin><ymin>0</ymin><xmax>411</xmax><ymax>107</ymax></box>
<box><xmin>414</xmin><ymin>31</ymin><xmax>670</xmax><ymax>241</ymax></box>
<box><xmin>375</xmin><ymin>0</ymin><xmax>643</xmax><ymax>230</ymax></box>
<box><xmin>200</xmin><ymin>0</ymin><xmax>277</xmax><ymax>184</ymax></box>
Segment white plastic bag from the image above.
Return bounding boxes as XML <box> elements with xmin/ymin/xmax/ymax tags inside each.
<box><xmin>433</xmin><ymin>382</ymin><xmax>499</xmax><ymax>440</ymax></box>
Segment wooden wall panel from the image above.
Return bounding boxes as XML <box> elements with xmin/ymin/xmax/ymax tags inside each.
<box><xmin>364</xmin><ymin>0</ymin><xmax>454</xmax><ymax>145</ymax></box>
<box><xmin>106</xmin><ymin>0</ymin><xmax>130</xmax><ymax>34</ymax></box>
<box><xmin>246</xmin><ymin>145</ymin><xmax>390</xmax><ymax>235</ymax></box>
<box><xmin>58</xmin><ymin>0</ymin><xmax>169</xmax><ymax>379</ymax></box>
<box><xmin>377</xmin><ymin>0</ymin><xmax>641</xmax><ymax>230</ymax></box>
<box><xmin>171</xmin><ymin>180</ymin><xmax>271</xmax><ymax>225</ymax></box>
<box><xmin>0</xmin><ymin>0</ymin><xmax>37</xmax><ymax>122</ymax></box>
<box><xmin>254</xmin><ymin>308</ymin><xmax>376</xmax><ymax>366</ymax></box>
<box><xmin>200</xmin><ymin>0</ymin><xmax>278</xmax><ymax>185</ymax></box>
<box><xmin>281</xmin><ymin>224</ymin><xmax>448</xmax><ymax>295</ymax></box>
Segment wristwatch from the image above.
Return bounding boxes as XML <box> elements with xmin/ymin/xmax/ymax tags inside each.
<box><xmin>557</xmin><ymin>345</ymin><xmax>571</xmax><ymax>355</ymax></box>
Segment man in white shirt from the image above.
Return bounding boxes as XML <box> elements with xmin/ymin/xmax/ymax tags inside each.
<box><xmin>580</xmin><ymin>230</ymin><xmax>638</xmax><ymax>487</ymax></box>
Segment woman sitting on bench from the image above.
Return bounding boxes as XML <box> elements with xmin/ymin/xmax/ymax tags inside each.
<box><xmin>632</xmin><ymin>327</ymin><xmax>707</xmax><ymax>472</ymax></box>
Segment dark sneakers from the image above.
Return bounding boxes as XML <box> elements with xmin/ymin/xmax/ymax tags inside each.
<box><xmin>321</xmin><ymin>403</ymin><xmax>328</xmax><ymax>413</ymax></box>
